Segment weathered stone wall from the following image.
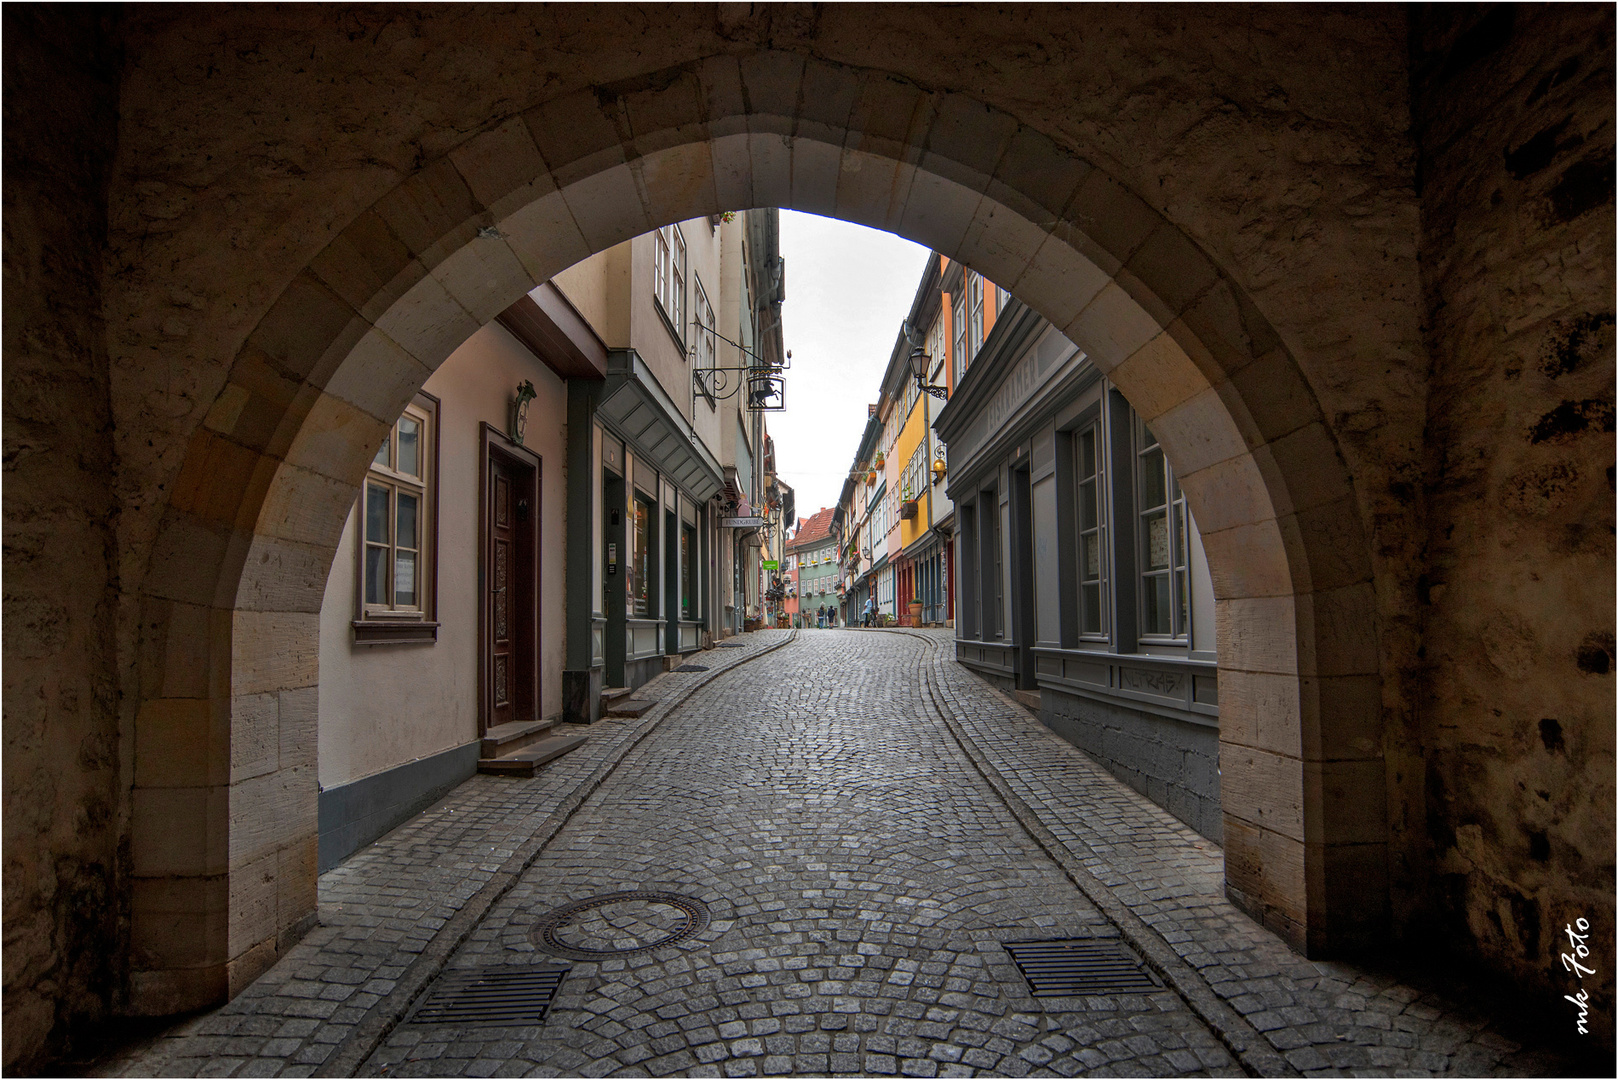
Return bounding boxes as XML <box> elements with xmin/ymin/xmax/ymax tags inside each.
<box><xmin>1</xmin><ymin>7</ymin><xmax>125</xmax><ymax>1071</ymax></box>
<box><xmin>1408</xmin><ymin>4</ymin><xmax>1615</xmax><ymax>1043</ymax></box>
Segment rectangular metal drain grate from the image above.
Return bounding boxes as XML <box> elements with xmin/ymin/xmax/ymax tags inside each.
<box><xmin>407</xmin><ymin>966</ymin><xmax>569</xmax><ymax>1025</ymax></box>
<box><xmin>1003</xmin><ymin>939</ymin><xmax>1162</xmax><ymax>997</ymax></box>
<box><xmin>674</xmin><ymin>663</ymin><xmax>710</xmax><ymax>672</ymax></box>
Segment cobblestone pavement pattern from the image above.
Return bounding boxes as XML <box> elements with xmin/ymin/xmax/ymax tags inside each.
<box><xmin>105</xmin><ymin>630</ymin><xmax>1570</xmax><ymax>1077</ymax></box>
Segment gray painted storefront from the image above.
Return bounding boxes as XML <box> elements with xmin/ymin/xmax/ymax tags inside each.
<box><xmin>935</xmin><ymin>300</ymin><xmax>1222</xmax><ymax>841</ymax></box>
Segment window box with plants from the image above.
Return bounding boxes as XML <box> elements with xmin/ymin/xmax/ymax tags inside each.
<box><xmin>899</xmin><ymin>480</ymin><xmax>919</xmax><ymax>520</ymax></box>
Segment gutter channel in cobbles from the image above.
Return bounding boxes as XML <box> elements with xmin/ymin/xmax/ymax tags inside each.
<box><xmin>874</xmin><ymin>626</ymin><xmax>1293</xmax><ymax>1078</ymax></box>
<box><xmin>314</xmin><ymin>630</ymin><xmax>798</xmax><ymax>1077</ymax></box>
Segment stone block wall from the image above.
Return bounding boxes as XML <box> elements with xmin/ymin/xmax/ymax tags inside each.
<box><xmin>1041</xmin><ymin>689</ymin><xmax>1222</xmax><ymax>843</ymax></box>
<box><xmin>1408</xmin><ymin>3</ymin><xmax>1615</xmax><ymax>1045</ymax></box>
<box><xmin>1</xmin><ymin>8</ymin><xmax>125</xmax><ymax>1072</ymax></box>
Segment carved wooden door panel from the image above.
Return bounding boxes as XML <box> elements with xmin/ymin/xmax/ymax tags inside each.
<box><xmin>489</xmin><ymin>455</ymin><xmax>515</xmax><ymax>729</ymax></box>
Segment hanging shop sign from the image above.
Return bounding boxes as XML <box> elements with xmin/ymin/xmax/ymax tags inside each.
<box><xmin>721</xmin><ymin>516</ymin><xmax>766</xmax><ymax>528</ymax></box>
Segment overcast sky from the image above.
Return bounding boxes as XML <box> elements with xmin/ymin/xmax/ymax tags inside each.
<box><xmin>771</xmin><ymin>210</ymin><xmax>931</xmax><ymax>525</ymax></box>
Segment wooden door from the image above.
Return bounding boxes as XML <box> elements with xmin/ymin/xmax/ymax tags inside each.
<box><xmin>484</xmin><ymin>444</ymin><xmax>538</xmax><ymax>733</ymax></box>
<box><xmin>489</xmin><ymin>456</ymin><xmax>516</xmax><ymax>728</ymax></box>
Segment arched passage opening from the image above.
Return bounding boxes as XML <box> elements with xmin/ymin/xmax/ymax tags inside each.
<box><xmin>128</xmin><ymin>53</ymin><xmax>1383</xmax><ymax>1010</ymax></box>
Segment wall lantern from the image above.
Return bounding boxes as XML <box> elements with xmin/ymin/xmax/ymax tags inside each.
<box><xmin>510</xmin><ymin>379</ymin><xmax>538</xmax><ymax>445</ymax></box>
<box><xmin>931</xmin><ymin>457</ymin><xmax>947</xmax><ymax>483</ymax></box>
<box><xmin>907</xmin><ymin>344</ymin><xmax>949</xmax><ymax>401</ymax></box>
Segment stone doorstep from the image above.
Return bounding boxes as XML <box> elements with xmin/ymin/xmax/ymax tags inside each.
<box><xmin>603</xmin><ymin>697</ymin><xmax>656</xmax><ymax>718</ymax></box>
<box><xmin>476</xmin><ymin>733</ymin><xmax>587</xmax><ymax>777</ymax></box>
<box><xmin>479</xmin><ymin>717</ymin><xmax>557</xmax><ymax>758</ymax></box>
<box><xmin>1012</xmin><ymin>689</ymin><xmax>1041</xmax><ymax>714</ymax></box>
<box><xmin>600</xmin><ymin>686</ymin><xmax>635</xmax><ymax>705</ymax></box>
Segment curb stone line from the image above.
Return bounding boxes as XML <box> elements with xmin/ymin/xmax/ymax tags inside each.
<box><xmin>314</xmin><ymin>630</ymin><xmax>799</xmax><ymax>1078</ymax></box>
<box><xmin>878</xmin><ymin>627</ymin><xmax>1295</xmax><ymax>1079</ymax></box>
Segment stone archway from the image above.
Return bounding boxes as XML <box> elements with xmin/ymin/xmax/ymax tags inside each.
<box><xmin>124</xmin><ymin>51</ymin><xmax>1391</xmax><ymax>1010</ymax></box>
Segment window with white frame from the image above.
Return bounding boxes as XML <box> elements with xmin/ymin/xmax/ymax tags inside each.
<box><xmin>1075</xmin><ymin>424</ymin><xmax>1107</xmax><ymax>636</ymax></box>
<box><xmin>1137</xmin><ymin>420</ymin><xmax>1189</xmax><ymax>639</ymax></box>
<box><xmin>695</xmin><ymin>277</ymin><xmax>715</xmax><ymax>368</ymax></box>
<box><xmin>996</xmin><ymin>282</ymin><xmax>1012</xmax><ymax>318</ymax></box>
<box><xmin>654</xmin><ymin>224</ymin><xmax>688</xmax><ymax>339</ymax></box>
<box><xmin>901</xmin><ymin>442</ymin><xmax>927</xmax><ymax>502</ymax></box>
<box><xmin>952</xmin><ymin>290</ymin><xmax>967</xmax><ymax>385</ymax></box>
<box><xmin>968</xmin><ymin>271</ymin><xmax>986</xmax><ymax>360</ymax></box>
<box><xmin>929</xmin><ymin>313</ymin><xmax>947</xmax><ymax>382</ymax></box>
<box><xmin>357</xmin><ymin>394</ymin><xmax>438</xmax><ymax>640</ymax></box>
<box><xmin>693</xmin><ymin>276</ymin><xmax>716</xmax><ymax>404</ymax></box>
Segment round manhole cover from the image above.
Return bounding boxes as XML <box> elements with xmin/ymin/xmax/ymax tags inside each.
<box><xmin>531</xmin><ymin>891</ymin><xmax>711</xmax><ymax>960</ymax></box>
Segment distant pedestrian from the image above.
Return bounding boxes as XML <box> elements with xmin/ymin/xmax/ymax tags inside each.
<box><xmin>863</xmin><ymin>595</ymin><xmax>875</xmax><ymax>627</ymax></box>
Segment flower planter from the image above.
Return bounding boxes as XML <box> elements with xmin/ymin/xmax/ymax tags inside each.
<box><xmin>899</xmin><ymin>499</ymin><xmax>918</xmax><ymax>520</ymax></box>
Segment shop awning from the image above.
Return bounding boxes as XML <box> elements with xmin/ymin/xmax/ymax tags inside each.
<box><xmin>598</xmin><ymin>349</ymin><xmax>724</xmax><ymax>503</ymax></box>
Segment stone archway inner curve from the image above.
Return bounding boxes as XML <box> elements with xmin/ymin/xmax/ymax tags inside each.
<box><xmin>130</xmin><ymin>54</ymin><xmax>1384</xmax><ymax>1010</ymax></box>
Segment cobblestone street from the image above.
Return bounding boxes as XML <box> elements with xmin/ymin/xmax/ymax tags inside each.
<box><xmin>105</xmin><ymin>631</ymin><xmax>1574</xmax><ymax>1078</ymax></box>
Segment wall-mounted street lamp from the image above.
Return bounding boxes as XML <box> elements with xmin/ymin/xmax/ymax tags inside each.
<box><xmin>907</xmin><ymin>344</ymin><xmax>949</xmax><ymax>400</ymax></box>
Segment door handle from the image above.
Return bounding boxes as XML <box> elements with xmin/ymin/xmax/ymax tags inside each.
<box><xmin>491</xmin><ymin>586</ymin><xmax>506</xmax><ymax>594</ymax></box>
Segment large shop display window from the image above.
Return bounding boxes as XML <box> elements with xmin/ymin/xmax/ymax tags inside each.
<box><xmin>681</xmin><ymin>522</ymin><xmax>697</xmax><ymax>620</ymax></box>
<box><xmin>629</xmin><ymin>493</ymin><xmax>653</xmax><ymax>618</ymax></box>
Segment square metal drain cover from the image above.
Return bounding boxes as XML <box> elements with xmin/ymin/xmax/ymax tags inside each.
<box><xmin>1003</xmin><ymin>939</ymin><xmax>1162</xmax><ymax>996</ymax></box>
<box><xmin>407</xmin><ymin>966</ymin><xmax>569</xmax><ymax>1025</ymax></box>
<box><xmin>674</xmin><ymin>663</ymin><xmax>709</xmax><ymax>672</ymax></box>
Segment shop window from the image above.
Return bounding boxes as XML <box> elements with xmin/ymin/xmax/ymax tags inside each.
<box><xmin>976</xmin><ymin>490</ymin><xmax>1001</xmax><ymax>641</ymax></box>
<box><xmin>355</xmin><ymin>394</ymin><xmax>438</xmax><ymax>642</ymax></box>
<box><xmin>681</xmin><ymin>522</ymin><xmax>697</xmax><ymax>619</ymax></box>
<box><xmin>1076</xmin><ymin>425</ymin><xmax>1108</xmax><ymax>636</ymax></box>
<box><xmin>629</xmin><ymin>492</ymin><xmax>653</xmax><ymax>618</ymax></box>
<box><xmin>983</xmin><ymin>501</ymin><xmax>996</xmax><ymax>641</ymax></box>
<box><xmin>1137</xmin><ymin>421</ymin><xmax>1189</xmax><ymax>639</ymax></box>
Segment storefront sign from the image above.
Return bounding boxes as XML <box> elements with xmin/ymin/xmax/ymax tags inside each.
<box><xmin>763</xmin><ymin>560</ymin><xmax>778</xmax><ymax>570</ymax></box>
<box><xmin>721</xmin><ymin>516</ymin><xmax>766</xmax><ymax>528</ymax></box>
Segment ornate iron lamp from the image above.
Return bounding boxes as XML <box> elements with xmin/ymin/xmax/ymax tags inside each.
<box><xmin>907</xmin><ymin>343</ymin><xmax>948</xmax><ymax>400</ymax></box>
